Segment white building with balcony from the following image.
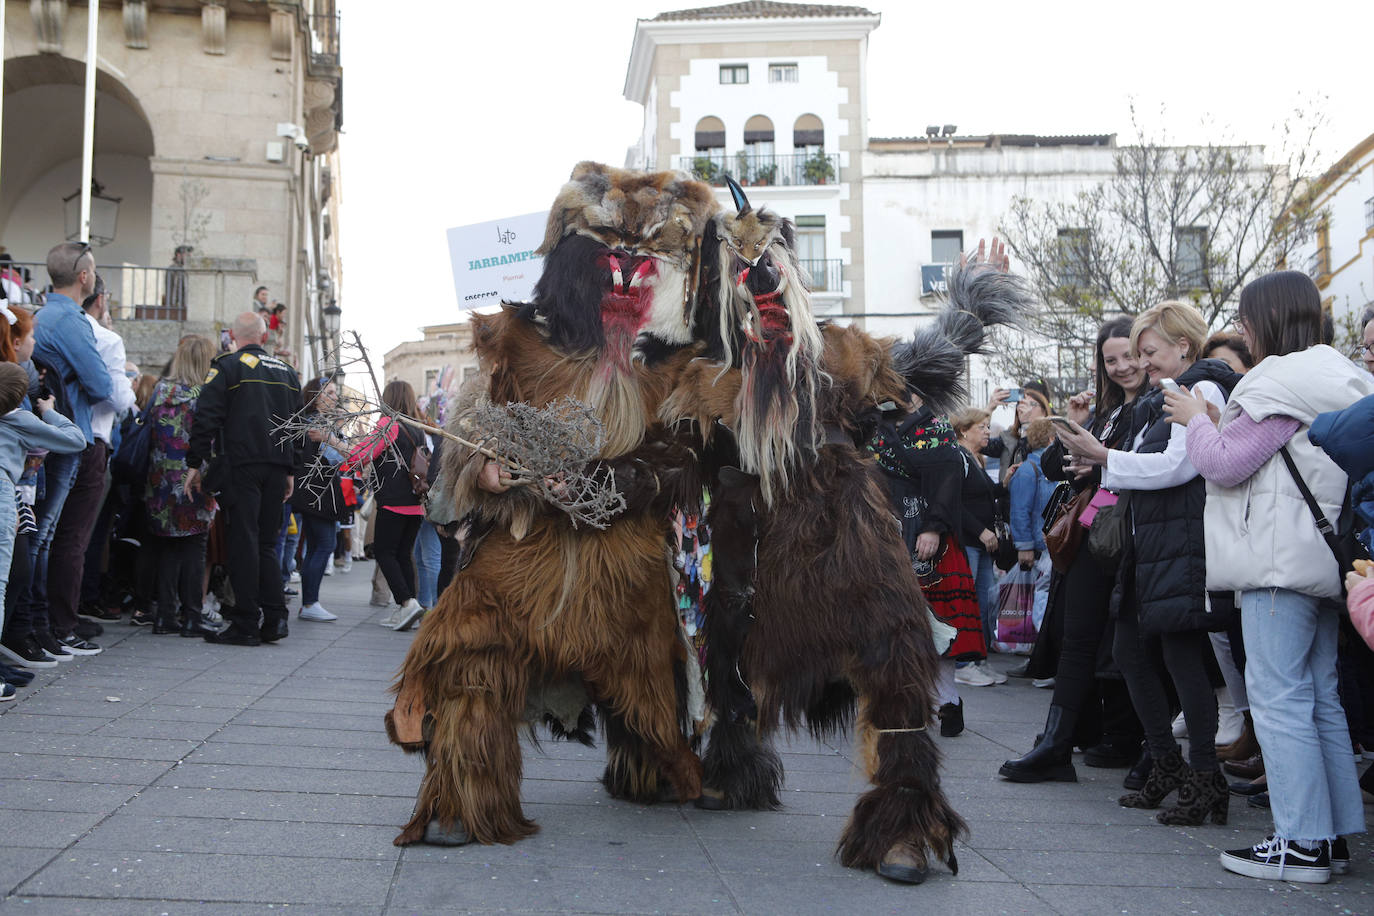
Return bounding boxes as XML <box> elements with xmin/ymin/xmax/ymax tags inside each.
<box><xmin>623</xmin><ymin>2</ymin><xmax>879</xmax><ymax>317</ymax></box>
<box><xmin>1287</xmin><ymin>132</ymin><xmax>1374</xmax><ymax>342</ymax></box>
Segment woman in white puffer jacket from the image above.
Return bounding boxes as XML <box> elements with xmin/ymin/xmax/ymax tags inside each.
<box><xmin>1165</xmin><ymin>270</ymin><xmax>1373</xmax><ymax>885</ymax></box>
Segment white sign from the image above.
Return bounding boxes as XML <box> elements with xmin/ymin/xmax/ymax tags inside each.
<box><xmin>446</xmin><ymin>211</ymin><xmax>549</xmax><ymax>310</ymax></box>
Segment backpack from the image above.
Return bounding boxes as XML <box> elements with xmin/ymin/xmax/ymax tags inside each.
<box><xmin>110</xmin><ymin>410</ymin><xmax>153</xmax><ymax>485</ymax></box>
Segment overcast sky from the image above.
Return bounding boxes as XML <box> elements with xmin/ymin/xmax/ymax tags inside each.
<box><xmin>337</xmin><ymin>0</ymin><xmax>1370</xmax><ymax>366</ymax></box>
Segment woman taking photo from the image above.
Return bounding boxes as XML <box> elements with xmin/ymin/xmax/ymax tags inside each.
<box><xmin>1000</xmin><ymin>317</ymin><xmax>1147</xmax><ymax>782</ymax></box>
<box><xmin>290</xmin><ymin>376</ymin><xmax>348</xmax><ymax>623</ymax></box>
<box><xmin>346</xmin><ymin>380</ymin><xmax>428</xmax><ymax>632</ymax></box>
<box><xmin>1055</xmin><ymin>301</ymin><xmax>1238</xmax><ymax>825</ymax></box>
<box><xmin>1166</xmin><ymin>271</ymin><xmax>1372</xmax><ymax>883</ymax></box>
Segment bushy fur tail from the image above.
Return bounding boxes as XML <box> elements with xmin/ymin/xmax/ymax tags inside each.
<box><xmin>891</xmin><ymin>262</ymin><xmax>1034</xmax><ymax>413</ymax></box>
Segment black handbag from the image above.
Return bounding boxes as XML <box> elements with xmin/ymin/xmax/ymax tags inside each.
<box><xmin>110</xmin><ymin>412</ymin><xmax>153</xmax><ymax>485</ymax></box>
<box><xmin>1087</xmin><ymin>491</ymin><xmax>1131</xmax><ymax>574</ymax></box>
<box><xmin>992</xmin><ymin>517</ymin><xmax>1018</xmax><ymax>571</ymax></box>
<box><xmin>1279</xmin><ymin>446</ymin><xmax>1372</xmax><ymax>596</ymax></box>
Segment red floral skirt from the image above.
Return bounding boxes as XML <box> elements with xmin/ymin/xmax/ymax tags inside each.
<box><xmin>918</xmin><ymin>534</ymin><xmax>986</xmax><ymax>661</ymax></box>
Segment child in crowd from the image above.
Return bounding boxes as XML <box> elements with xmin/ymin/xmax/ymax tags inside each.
<box><xmin>1008</xmin><ymin>417</ymin><xmax>1059</xmax><ymax>633</ymax></box>
<box><xmin>0</xmin><ymin>360</ymin><xmax>87</xmax><ymax>694</ymax></box>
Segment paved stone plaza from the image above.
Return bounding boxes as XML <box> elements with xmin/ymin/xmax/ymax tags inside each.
<box><xmin>2</xmin><ymin>562</ymin><xmax>1371</xmax><ymax>915</ymax></box>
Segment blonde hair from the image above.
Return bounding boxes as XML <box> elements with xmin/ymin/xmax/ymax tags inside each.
<box><xmin>1130</xmin><ymin>300</ymin><xmax>1208</xmax><ymax>361</ymax></box>
<box><xmin>168</xmin><ymin>335</ymin><xmax>216</xmax><ymax>387</ymax></box>
<box><xmin>950</xmin><ymin>407</ymin><xmax>991</xmax><ymax>437</ymax></box>
<box><xmin>1026</xmin><ymin>417</ymin><xmax>1056</xmax><ymax>450</ymax></box>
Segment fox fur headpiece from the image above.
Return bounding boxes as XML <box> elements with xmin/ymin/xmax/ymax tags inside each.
<box><xmin>697</xmin><ymin>177</ymin><xmax>827</xmax><ymax>503</ymax></box>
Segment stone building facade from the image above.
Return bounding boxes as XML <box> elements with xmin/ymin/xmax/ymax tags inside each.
<box><xmin>0</xmin><ymin>0</ymin><xmax>343</xmax><ymax>375</ymax></box>
<box><xmin>382</xmin><ymin>321</ymin><xmax>480</xmax><ymax>416</ymax></box>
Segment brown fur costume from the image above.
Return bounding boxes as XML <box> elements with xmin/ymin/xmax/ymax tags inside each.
<box><xmin>387</xmin><ymin>164</ymin><xmax>721</xmax><ymax>847</ymax></box>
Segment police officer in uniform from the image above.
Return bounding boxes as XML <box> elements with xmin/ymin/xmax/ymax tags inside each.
<box><xmin>185</xmin><ymin>312</ymin><xmax>303</xmax><ymax>645</ymax></box>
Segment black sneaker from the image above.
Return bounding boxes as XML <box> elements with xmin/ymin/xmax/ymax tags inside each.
<box><xmin>1</xmin><ymin>662</ymin><xmax>35</xmax><ymax>687</ymax></box>
<box><xmin>938</xmin><ymin>700</ymin><xmax>964</xmax><ymax>737</ymax></box>
<box><xmin>0</xmin><ymin>683</ymin><xmax>15</xmax><ymax>702</ymax></box>
<box><xmin>1221</xmin><ymin>835</ymin><xmax>1330</xmax><ymax>884</ymax></box>
<box><xmin>73</xmin><ymin>619</ymin><xmax>103</xmax><ymax>640</ymax></box>
<box><xmin>129</xmin><ymin>609</ymin><xmax>154</xmax><ymax>627</ymax></box>
<box><xmin>34</xmin><ymin>630</ymin><xmax>73</xmax><ymax>663</ymax></box>
<box><xmin>57</xmin><ymin>634</ymin><xmax>103</xmax><ymax>656</ymax></box>
<box><xmin>1329</xmin><ymin>837</ymin><xmax>1350</xmax><ymax>876</ymax></box>
<box><xmin>0</xmin><ymin>637</ymin><xmax>57</xmax><ymax>670</ymax></box>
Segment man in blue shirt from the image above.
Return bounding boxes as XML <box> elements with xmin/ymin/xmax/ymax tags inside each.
<box><xmin>26</xmin><ymin>242</ymin><xmax>112</xmax><ymax>659</ymax></box>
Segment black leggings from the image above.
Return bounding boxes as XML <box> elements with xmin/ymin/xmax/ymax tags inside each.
<box><xmin>1050</xmin><ymin>549</ymin><xmax>1141</xmax><ymax>747</ymax></box>
<box><xmin>1113</xmin><ymin>609</ymin><xmax>1218</xmax><ymax>771</ymax></box>
<box><xmin>373</xmin><ymin>509</ymin><xmax>421</xmax><ymax>605</ymax></box>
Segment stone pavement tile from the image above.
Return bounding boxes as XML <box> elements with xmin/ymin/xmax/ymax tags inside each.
<box><xmin>0</xmin><ymin>714</ymin><xmax>111</xmax><ymax>735</ymax></box>
<box><xmin>0</xmin><ymin>901</ymin><xmax>377</xmax><ymax>916</ymax></box>
<box><xmin>15</xmin><ymin>851</ymin><xmax>395</xmax><ymax>907</ymax></box>
<box><xmin>209</xmin><ymin>722</ymin><xmax>393</xmax><ymax>750</ymax></box>
<box><xmin>229</xmin><ymin>709</ymin><xmax>383</xmax><ymax>731</ymax></box>
<box><xmin>143</xmin><ymin>690</ymin><xmax>263</xmax><ymax>710</ymax></box>
<box><xmin>982</xmin><ymin>847</ymin><xmax>1263</xmax><ymax>889</ymax></box>
<box><xmin>0</xmin><ymin>779</ymin><xmax>142</xmax><ymax>813</ymax></box>
<box><xmin>756</xmin><ymin>789</ymin><xmax>861</xmax><ymax>818</ymax></box>
<box><xmin>246</xmin><ymin>696</ymin><xmax>395</xmax><ymax>716</ymax></box>
<box><xmin>259</xmin><ymin>682</ymin><xmax>396</xmax><ymax>702</ymax></box>
<box><xmin>1</xmin><ymin>734</ymin><xmax>197</xmax><ymax>762</ymax></box>
<box><xmin>120</xmin><ymin>704</ymin><xmax>241</xmax><ymax>724</ymax></box>
<box><xmin>117</xmin><ymin>785</ymin><xmax>402</xmax><ymax>825</ymax></box>
<box><xmin>718</xmin><ymin>871</ymin><xmax>1055</xmax><ymax>916</ymax></box>
<box><xmin>1292</xmin><ymin>878</ymin><xmax>1374</xmax><ymax>914</ymax></box>
<box><xmin>696</xmin><ymin>836</ymin><xmax>1016</xmax><ymax>884</ymax></box>
<box><xmin>682</xmin><ymin>809</ymin><xmax>851</xmax><ymax>842</ymax></box>
<box><xmin>90</xmin><ymin>718</ymin><xmax>223</xmax><ymax>742</ymax></box>
<box><xmin>75</xmin><ymin>812</ymin><xmax>402</xmax><ymax>860</ymax></box>
<box><xmin>965</xmin><ymin>822</ymin><xmax>1213</xmax><ymax>855</ymax></box>
<box><xmin>0</xmin><ymin>849</ymin><xmax>59</xmax><ymax>897</ymax></box>
<box><xmin>152</xmin><ymin>762</ymin><xmax>419</xmax><ymax>797</ymax></box>
<box><xmin>5</xmin><ymin>754</ymin><xmax>172</xmax><ymax>785</ymax></box>
<box><xmin>388</xmin><ymin>861</ymin><xmax>738</xmax><ymax>915</ymax></box>
<box><xmin>1030</xmin><ymin>882</ymin><xmax>1333</xmax><ymax>915</ymax></box>
<box><xmin>523</xmin><ymin>801</ymin><xmax>696</xmax><ymax>839</ymax></box>
<box><xmin>772</xmin><ymin>768</ymin><xmax>872</xmax><ymax>794</ymax></box>
<box><xmin>0</xmin><ymin>809</ymin><xmax>106</xmax><ymax>849</ymax></box>
<box><xmin>402</xmin><ymin>830</ymin><xmax>716</xmax><ymax>873</ymax></box>
<box><xmin>186</xmin><ymin>740</ymin><xmax>407</xmax><ymax>772</ymax></box>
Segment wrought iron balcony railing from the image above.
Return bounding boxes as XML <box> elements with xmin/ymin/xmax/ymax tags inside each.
<box><xmin>674</xmin><ymin>152</ymin><xmax>840</xmax><ymax>187</ymax></box>
<box><xmin>4</xmin><ymin>261</ymin><xmax>252</xmax><ymax>322</ymax></box>
<box><xmin>799</xmin><ymin>258</ymin><xmax>843</xmax><ymax>293</ymax></box>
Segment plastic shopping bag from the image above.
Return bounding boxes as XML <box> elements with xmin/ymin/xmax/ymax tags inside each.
<box><xmin>994</xmin><ymin>565</ymin><xmax>1037</xmax><ymax>655</ymax></box>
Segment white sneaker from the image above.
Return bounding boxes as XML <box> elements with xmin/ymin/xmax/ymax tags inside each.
<box><xmin>341</xmin><ymin>556</ymin><xmax>352</xmax><ymax>573</ymax></box>
<box><xmin>1031</xmin><ymin>677</ymin><xmax>1056</xmax><ymax>689</ymax></box>
<box><xmin>954</xmin><ymin>664</ymin><xmax>998</xmax><ymax>687</ymax></box>
<box><xmin>299</xmin><ymin>602</ymin><xmax>338</xmax><ymax>622</ymax></box>
<box><xmin>323</xmin><ymin>564</ymin><xmax>334</xmax><ymax>576</ymax></box>
<box><xmin>977</xmin><ymin>660</ymin><xmax>1009</xmax><ymax>685</ymax></box>
<box><xmin>378</xmin><ymin>605</ymin><xmax>403</xmax><ymax>627</ymax></box>
<box><xmin>288</xmin><ymin>570</ymin><xmax>301</xmax><ymax>584</ymax></box>
<box><xmin>391</xmin><ymin>599</ymin><xmax>425</xmax><ymax>632</ymax></box>
<box><xmin>1172</xmin><ymin>711</ymin><xmax>1188</xmax><ymax>739</ymax></box>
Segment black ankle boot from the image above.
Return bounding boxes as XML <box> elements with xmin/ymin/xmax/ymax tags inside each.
<box><xmin>151</xmin><ymin>609</ymin><xmax>179</xmax><ymax>635</ymax></box>
<box><xmin>999</xmin><ymin>706</ymin><xmax>1079</xmax><ymax>782</ymax></box>
<box><xmin>1119</xmin><ymin>747</ymin><xmax>1187</xmax><ymax>809</ymax></box>
<box><xmin>1156</xmin><ymin>765</ymin><xmax>1228</xmax><ymax>826</ymax></box>
<box><xmin>1123</xmin><ymin>744</ymin><xmax>1153</xmax><ymax>791</ymax></box>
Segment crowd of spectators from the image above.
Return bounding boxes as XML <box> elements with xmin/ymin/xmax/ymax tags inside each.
<box><xmin>0</xmin><ymin>243</ymin><xmax>444</xmax><ymax>687</ymax></box>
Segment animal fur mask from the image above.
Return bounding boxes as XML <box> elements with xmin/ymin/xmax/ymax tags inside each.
<box><xmin>536</xmin><ymin>162</ymin><xmax>720</xmax><ymax>348</ymax></box>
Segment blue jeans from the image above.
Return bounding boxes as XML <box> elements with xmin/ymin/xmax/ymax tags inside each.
<box><xmin>25</xmin><ymin>450</ymin><xmax>81</xmax><ymax>634</ymax></box>
<box><xmin>278</xmin><ymin>506</ymin><xmax>301</xmax><ymax>581</ymax></box>
<box><xmin>1242</xmin><ymin>588</ymin><xmax>1366</xmax><ymax>844</ymax></box>
<box><xmin>299</xmin><ymin>514</ymin><xmax>336</xmax><ymax>607</ymax></box>
<box><xmin>965</xmin><ymin>545</ymin><xmax>999</xmax><ymax>649</ymax></box>
<box><xmin>0</xmin><ymin>485</ymin><xmax>16</xmax><ymax>630</ymax></box>
<box><xmin>413</xmin><ymin>521</ymin><xmax>441</xmax><ymax>608</ymax></box>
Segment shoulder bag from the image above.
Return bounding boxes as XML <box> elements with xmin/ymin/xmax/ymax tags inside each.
<box><xmin>1279</xmin><ymin>446</ymin><xmax>1371</xmax><ymax>597</ymax></box>
<box><xmin>1045</xmin><ymin>485</ymin><xmax>1094</xmax><ymax>573</ymax></box>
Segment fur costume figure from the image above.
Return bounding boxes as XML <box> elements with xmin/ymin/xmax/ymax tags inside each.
<box><xmin>662</xmin><ymin>178</ymin><xmax>1034</xmax><ymax>883</ymax></box>
<box><xmin>386</xmin><ymin>164</ymin><xmax>721</xmax><ymax>847</ymax></box>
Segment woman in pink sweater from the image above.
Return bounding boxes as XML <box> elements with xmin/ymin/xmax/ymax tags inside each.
<box><xmin>1165</xmin><ymin>271</ymin><xmax>1372</xmax><ymax>885</ymax></box>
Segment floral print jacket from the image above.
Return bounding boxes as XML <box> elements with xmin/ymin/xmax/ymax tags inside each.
<box><xmin>144</xmin><ymin>379</ymin><xmax>216</xmax><ymax>536</ymax></box>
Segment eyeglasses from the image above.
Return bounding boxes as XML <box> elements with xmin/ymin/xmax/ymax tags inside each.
<box><xmin>71</xmin><ymin>242</ymin><xmax>92</xmax><ymax>276</ymax></box>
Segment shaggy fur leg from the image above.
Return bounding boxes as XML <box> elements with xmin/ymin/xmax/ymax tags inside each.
<box><xmin>698</xmin><ymin>716</ymin><xmax>783</xmax><ymax>810</ymax></box>
<box><xmin>601</xmin><ymin>707</ymin><xmax>676</xmax><ymax>803</ymax></box>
